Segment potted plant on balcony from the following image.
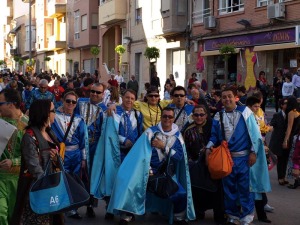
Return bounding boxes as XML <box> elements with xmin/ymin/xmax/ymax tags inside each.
<box><xmin>144</xmin><ymin>47</ymin><xmax>160</xmax><ymax>62</ymax></box>
<box><xmin>115</xmin><ymin>45</ymin><xmax>126</xmax><ymax>65</ymax></box>
<box><xmin>44</xmin><ymin>56</ymin><xmax>51</xmax><ymax>61</ymax></box>
<box><xmin>90</xmin><ymin>46</ymin><xmax>100</xmax><ymax>73</ymax></box>
<box><xmin>219</xmin><ymin>44</ymin><xmax>236</xmax><ymax>84</ymax></box>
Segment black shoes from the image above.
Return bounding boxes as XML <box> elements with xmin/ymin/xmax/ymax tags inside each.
<box><xmin>105</xmin><ymin>212</ymin><xmax>115</xmax><ymax>220</ymax></box>
<box><xmin>174</xmin><ymin>220</ymin><xmax>189</xmax><ymax>225</ymax></box>
<box><xmin>258</xmin><ymin>218</ymin><xmax>272</xmax><ymax>223</ymax></box>
<box><xmin>119</xmin><ymin>219</ymin><xmax>129</xmax><ymax>225</ymax></box>
<box><xmin>86</xmin><ymin>206</ymin><xmax>96</xmax><ymax>218</ymax></box>
<box><xmin>287</xmin><ymin>179</ymin><xmax>299</xmax><ymax>189</ymax></box>
<box><xmin>68</xmin><ymin>212</ymin><xmax>82</xmax><ymax>220</ymax></box>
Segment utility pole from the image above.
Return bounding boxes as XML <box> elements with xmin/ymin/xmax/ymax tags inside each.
<box><xmin>29</xmin><ymin>0</ymin><xmax>32</xmax><ymax>66</ymax></box>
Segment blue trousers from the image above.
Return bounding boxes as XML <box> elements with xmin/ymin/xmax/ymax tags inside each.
<box><xmin>64</xmin><ymin>149</ymin><xmax>82</xmax><ymax>175</ymax></box>
<box><xmin>169</xmin><ymin>182</ymin><xmax>187</xmax><ymax>214</ymax></box>
<box><xmin>223</xmin><ymin>155</ymin><xmax>254</xmax><ymax>219</ymax></box>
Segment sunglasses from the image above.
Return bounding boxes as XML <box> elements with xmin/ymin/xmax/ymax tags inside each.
<box><xmin>173</xmin><ymin>94</ymin><xmax>185</xmax><ymax>98</ymax></box>
<box><xmin>162</xmin><ymin>115</ymin><xmax>174</xmax><ymax>119</ymax></box>
<box><xmin>0</xmin><ymin>101</ymin><xmax>13</xmax><ymax>106</ymax></box>
<box><xmin>193</xmin><ymin>113</ymin><xmax>206</xmax><ymax>117</ymax></box>
<box><xmin>65</xmin><ymin>99</ymin><xmax>77</xmax><ymax>104</ymax></box>
<box><xmin>148</xmin><ymin>94</ymin><xmax>160</xmax><ymax>98</ymax></box>
<box><xmin>90</xmin><ymin>90</ymin><xmax>103</xmax><ymax>94</ymax></box>
<box><xmin>49</xmin><ymin>109</ymin><xmax>56</xmax><ymax>113</ymax></box>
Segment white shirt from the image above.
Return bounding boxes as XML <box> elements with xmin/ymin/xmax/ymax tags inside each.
<box><xmin>282</xmin><ymin>82</ymin><xmax>295</xmax><ymax>97</ymax></box>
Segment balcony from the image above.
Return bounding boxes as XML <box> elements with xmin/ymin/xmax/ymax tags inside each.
<box><xmin>48</xmin><ymin>0</ymin><xmax>66</xmax><ymax>18</ymax></box>
<box><xmin>99</xmin><ymin>0</ymin><xmax>126</xmax><ymax>25</ymax></box>
<box><xmin>48</xmin><ymin>35</ymin><xmax>66</xmax><ymax>50</ymax></box>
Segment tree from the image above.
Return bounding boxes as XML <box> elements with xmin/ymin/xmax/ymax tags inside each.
<box><xmin>219</xmin><ymin>44</ymin><xmax>236</xmax><ymax>84</ymax></box>
<box><xmin>144</xmin><ymin>47</ymin><xmax>160</xmax><ymax>61</ymax></box>
<box><xmin>115</xmin><ymin>45</ymin><xmax>126</xmax><ymax>65</ymax></box>
<box><xmin>90</xmin><ymin>46</ymin><xmax>100</xmax><ymax>73</ymax></box>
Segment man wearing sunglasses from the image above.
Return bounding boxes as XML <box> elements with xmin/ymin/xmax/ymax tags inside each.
<box><xmin>0</xmin><ymin>89</ymin><xmax>28</xmax><ymax>225</ymax></box>
<box><xmin>75</xmin><ymin>82</ymin><xmax>107</xmax><ymax>218</ymax></box>
<box><xmin>107</xmin><ymin>107</ymin><xmax>194</xmax><ymax>225</ymax></box>
<box><xmin>167</xmin><ymin>86</ymin><xmax>194</xmax><ymax>131</ymax></box>
<box><xmin>25</xmin><ymin>79</ymin><xmax>56</xmax><ymax>112</ymax></box>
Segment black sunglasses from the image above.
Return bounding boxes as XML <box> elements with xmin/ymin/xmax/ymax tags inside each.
<box><xmin>173</xmin><ymin>94</ymin><xmax>185</xmax><ymax>98</ymax></box>
<box><xmin>90</xmin><ymin>90</ymin><xmax>103</xmax><ymax>94</ymax></box>
<box><xmin>65</xmin><ymin>99</ymin><xmax>77</xmax><ymax>104</ymax></box>
<box><xmin>193</xmin><ymin>113</ymin><xmax>206</xmax><ymax>117</ymax></box>
<box><xmin>0</xmin><ymin>101</ymin><xmax>13</xmax><ymax>106</ymax></box>
<box><xmin>148</xmin><ymin>94</ymin><xmax>160</xmax><ymax>98</ymax></box>
<box><xmin>49</xmin><ymin>109</ymin><xmax>56</xmax><ymax>113</ymax></box>
<box><xmin>162</xmin><ymin>115</ymin><xmax>174</xmax><ymax>119</ymax></box>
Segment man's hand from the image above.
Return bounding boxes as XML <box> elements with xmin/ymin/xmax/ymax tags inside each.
<box><xmin>0</xmin><ymin>159</ymin><xmax>13</xmax><ymax>170</ymax></box>
<box><xmin>124</xmin><ymin>140</ymin><xmax>133</xmax><ymax>148</ymax></box>
<box><xmin>151</xmin><ymin>137</ymin><xmax>165</xmax><ymax>150</ymax></box>
<box><xmin>107</xmin><ymin>104</ymin><xmax>116</xmax><ymax>116</ymax></box>
<box><xmin>248</xmin><ymin>152</ymin><xmax>256</xmax><ymax>167</ymax></box>
<box><xmin>81</xmin><ymin>160</ymin><xmax>86</xmax><ymax>169</ymax></box>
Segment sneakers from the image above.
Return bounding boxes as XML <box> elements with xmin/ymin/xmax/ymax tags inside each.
<box><xmin>86</xmin><ymin>206</ymin><xmax>96</xmax><ymax>218</ymax></box>
<box><xmin>264</xmin><ymin>204</ymin><xmax>274</xmax><ymax>212</ymax></box>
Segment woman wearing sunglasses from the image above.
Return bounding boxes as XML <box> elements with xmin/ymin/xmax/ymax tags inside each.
<box><xmin>183</xmin><ymin>105</ymin><xmax>225</xmax><ymax>224</ymax></box>
<box><xmin>51</xmin><ymin>91</ymin><xmax>89</xmax><ymax>219</ymax></box>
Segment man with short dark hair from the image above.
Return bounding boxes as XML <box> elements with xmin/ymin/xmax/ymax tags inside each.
<box><xmin>127</xmin><ymin>75</ymin><xmax>139</xmax><ymax>97</ymax></box>
<box><xmin>206</xmin><ymin>87</ymin><xmax>270</xmax><ymax>225</ymax></box>
<box><xmin>292</xmin><ymin>67</ymin><xmax>300</xmax><ymax>98</ymax></box>
<box><xmin>0</xmin><ymin>89</ymin><xmax>28</xmax><ymax>225</ymax></box>
<box><xmin>237</xmin><ymin>85</ymin><xmax>247</xmax><ymax>105</ymax></box>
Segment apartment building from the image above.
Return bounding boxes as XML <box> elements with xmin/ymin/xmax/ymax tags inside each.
<box><xmin>190</xmin><ymin>0</ymin><xmax>300</xmax><ymax>90</ymax></box>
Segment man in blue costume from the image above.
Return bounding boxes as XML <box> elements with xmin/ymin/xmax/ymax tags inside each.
<box><xmin>90</xmin><ymin>89</ymin><xmax>143</xmax><ymax>220</ymax></box>
<box><xmin>206</xmin><ymin>87</ymin><xmax>271</xmax><ymax>225</ymax></box>
<box><xmin>107</xmin><ymin>107</ymin><xmax>195</xmax><ymax>225</ymax></box>
<box><xmin>75</xmin><ymin>82</ymin><xmax>107</xmax><ymax>217</ymax></box>
<box><xmin>51</xmin><ymin>91</ymin><xmax>89</xmax><ymax>219</ymax></box>
<box><xmin>167</xmin><ymin>86</ymin><xmax>194</xmax><ymax>131</ymax></box>
<box><xmin>25</xmin><ymin>79</ymin><xmax>56</xmax><ymax>111</ymax></box>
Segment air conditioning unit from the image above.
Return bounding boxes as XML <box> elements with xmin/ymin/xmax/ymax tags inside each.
<box><xmin>267</xmin><ymin>3</ymin><xmax>285</xmax><ymax>19</ymax></box>
<box><xmin>204</xmin><ymin>16</ymin><xmax>216</xmax><ymax>29</ymax></box>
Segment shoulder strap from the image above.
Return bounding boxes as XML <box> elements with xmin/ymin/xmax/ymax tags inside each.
<box><xmin>219</xmin><ymin>111</ymin><xmax>226</xmax><ymax>141</ymax></box>
<box><xmin>63</xmin><ymin>113</ymin><xmax>75</xmax><ymax>142</ymax></box>
<box><xmin>174</xmin><ymin>103</ymin><xmax>186</xmax><ymax>123</ymax></box>
<box><xmin>133</xmin><ymin>109</ymin><xmax>141</xmax><ymax>137</ymax></box>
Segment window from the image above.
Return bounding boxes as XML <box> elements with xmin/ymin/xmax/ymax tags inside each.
<box><xmin>219</xmin><ymin>0</ymin><xmax>244</xmax><ymax>14</ymax></box>
<box><xmin>257</xmin><ymin>0</ymin><xmax>269</xmax><ymax>7</ymax></box>
<box><xmin>91</xmin><ymin>14</ymin><xmax>98</xmax><ymax>29</ymax></box>
<box><xmin>193</xmin><ymin>0</ymin><xmax>210</xmax><ymax>24</ymax></box>
<box><xmin>161</xmin><ymin>0</ymin><xmax>170</xmax><ymax>12</ymax></box>
<box><xmin>81</xmin><ymin>14</ymin><xmax>87</xmax><ymax>31</ymax></box>
<box><xmin>178</xmin><ymin>0</ymin><xmax>187</xmax><ymax>13</ymax></box>
<box><xmin>136</xmin><ymin>8</ymin><xmax>142</xmax><ymax>25</ymax></box>
<box><xmin>74</xmin><ymin>10</ymin><xmax>80</xmax><ymax>39</ymax></box>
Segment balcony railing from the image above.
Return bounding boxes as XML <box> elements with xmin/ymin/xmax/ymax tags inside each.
<box><xmin>48</xmin><ymin>0</ymin><xmax>67</xmax><ymax>18</ymax></box>
<box><xmin>48</xmin><ymin>35</ymin><xmax>66</xmax><ymax>50</ymax></box>
<box><xmin>99</xmin><ymin>0</ymin><xmax>126</xmax><ymax>25</ymax></box>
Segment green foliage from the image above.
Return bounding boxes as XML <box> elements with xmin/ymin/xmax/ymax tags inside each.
<box><xmin>26</xmin><ymin>59</ymin><xmax>35</xmax><ymax>65</ymax></box>
<box><xmin>0</xmin><ymin>60</ymin><xmax>5</xmax><ymax>66</ymax></box>
<box><xmin>115</xmin><ymin>45</ymin><xmax>126</xmax><ymax>55</ymax></box>
<box><xmin>90</xmin><ymin>46</ymin><xmax>100</xmax><ymax>56</ymax></box>
<box><xmin>219</xmin><ymin>44</ymin><xmax>236</xmax><ymax>61</ymax></box>
<box><xmin>144</xmin><ymin>47</ymin><xmax>160</xmax><ymax>60</ymax></box>
<box><xmin>44</xmin><ymin>57</ymin><xmax>51</xmax><ymax>61</ymax></box>
<box><xmin>13</xmin><ymin>56</ymin><xmax>21</xmax><ymax>62</ymax></box>
<box><xmin>18</xmin><ymin>59</ymin><xmax>24</xmax><ymax>66</ymax></box>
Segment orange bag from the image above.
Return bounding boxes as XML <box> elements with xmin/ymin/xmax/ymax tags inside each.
<box><xmin>59</xmin><ymin>142</ymin><xmax>66</xmax><ymax>160</ymax></box>
<box><xmin>208</xmin><ymin>140</ymin><xmax>233</xmax><ymax>179</ymax></box>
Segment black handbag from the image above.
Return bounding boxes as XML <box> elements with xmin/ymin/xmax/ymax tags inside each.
<box><xmin>189</xmin><ymin>150</ymin><xmax>217</xmax><ymax>192</ymax></box>
<box><xmin>147</xmin><ymin>149</ymin><xmax>179</xmax><ymax>199</ymax></box>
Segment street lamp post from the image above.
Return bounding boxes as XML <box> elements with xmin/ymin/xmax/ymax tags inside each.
<box><xmin>29</xmin><ymin>0</ymin><xmax>32</xmax><ymax>67</ymax></box>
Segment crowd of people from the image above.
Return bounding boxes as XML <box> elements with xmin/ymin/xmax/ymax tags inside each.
<box><xmin>0</xmin><ymin>68</ymin><xmax>299</xmax><ymax>225</ymax></box>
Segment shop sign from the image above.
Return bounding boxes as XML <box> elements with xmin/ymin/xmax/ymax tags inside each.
<box><xmin>205</xmin><ymin>28</ymin><xmax>295</xmax><ymax>51</ymax></box>
<box><xmin>296</xmin><ymin>25</ymin><xmax>300</xmax><ymax>46</ymax></box>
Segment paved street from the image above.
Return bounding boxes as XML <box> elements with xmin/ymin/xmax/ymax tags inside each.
<box><xmin>65</xmin><ymin>107</ymin><xmax>300</xmax><ymax>225</ymax></box>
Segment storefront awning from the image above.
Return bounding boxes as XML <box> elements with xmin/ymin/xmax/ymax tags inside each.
<box><xmin>253</xmin><ymin>42</ymin><xmax>300</xmax><ymax>51</ymax></box>
<box><xmin>201</xmin><ymin>48</ymin><xmax>240</xmax><ymax>57</ymax></box>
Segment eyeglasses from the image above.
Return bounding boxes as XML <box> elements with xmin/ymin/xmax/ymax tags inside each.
<box><xmin>65</xmin><ymin>99</ymin><xmax>77</xmax><ymax>104</ymax></box>
<box><xmin>49</xmin><ymin>109</ymin><xmax>56</xmax><ymax>113</ymax></box>
<box><xmin>173</xmin><ymin>94</ymin><xmax>185</xmax><ymax>98</ymax></box>
<box><xmin>148</xmin><ymin>94</ymin><xmax>160</xmax><ymax>98</ymax></box>
<box><xmin>162</xmin><ymin>115</ymin><xmax>174</xmax><ymax>119</ymax></box>
<box><xmin>193</xmin><ymin>113</ymin><xmax>206</xmax><ymax>117</ymax></box>
<box><xmin>0</xmin><ymin>101</ymin><xmax>13</xmax><ymax>106</ymax></box>
<box><xmin>90</xmin><ymin>90</ymin><xmax>103</xmax><ymax>94</ymax></box>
